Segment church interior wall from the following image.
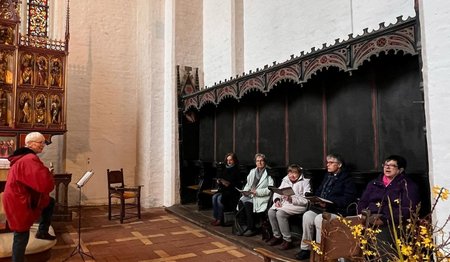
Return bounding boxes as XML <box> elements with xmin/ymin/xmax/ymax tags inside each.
<box><xmin>34</xmin><ymin>0</ymin><xmax>450</xmax><ymax>229</ymax></box>
<box><xmin>175</xmin><ymin>0</ymin><xmax>203</xmax><ymax>71</ymax></box>
<box><xmin>203</xmin><ymin>0</ymin><xmax>234</xmax><ymax>87</ymax></box>
<box><xmin>63</xmin><ymin>0</ymin><xmax>139</xmax><ymax>205</ymax></box>
<box><xmin>419</xmin><ymin>0</ymin><xmax>450</xmax><ymax>230</ymax></box>
<box><xmin>202</xmin><ymin>0</ymin><xmax>415</xmax><ymax>87</ymax></box>
<box><xmin>135</xmin><ymin>0</ymin><xmax>171</xmax><ymax>207</ymax></box>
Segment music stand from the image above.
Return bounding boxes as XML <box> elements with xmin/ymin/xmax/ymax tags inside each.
<box><xmin>64</xmin><ymin>170</ymin><xmax>95</xmax><ymax>261</ymax></box>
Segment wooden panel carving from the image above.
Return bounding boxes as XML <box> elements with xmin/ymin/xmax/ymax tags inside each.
<box><xmin>238</xmin><ymin>74</ymin><xmax>265</xmax><ymax>98</ymax></box>
<box><xmin>303</xmin><ymin>49</ymin><xmax>348</xmax><ymax>82</ymax></box>
<box><xmin>266</xmin><ymin>64</ymin><xmax>301</xmax><ymax>92</ymax></box>
<box><xmin>182</xmin><ymin>17</ymin><xmax>418</xmax><ymax>113</ymax></box>
<box><xmin>216</xmin><ymin>84</ymin><xmax>238</xmax><ymax>104</ymax></box>
<box><xmin>0</xmin><ymin>0</ymin><xmax>69</xmax><ymax>139</ymax></box>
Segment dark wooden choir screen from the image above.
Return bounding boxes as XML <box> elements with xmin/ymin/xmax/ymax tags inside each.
<box><xmin>186</xmin><ymin>54</ymin><xmax>427</xmax><ymax>174</ymax></box>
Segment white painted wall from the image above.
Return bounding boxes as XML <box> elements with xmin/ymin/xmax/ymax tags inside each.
<box><xmin>175</xmin><ymin>0</ymin><xmax>203</xmax><ymax>77</ymax></box>
<box><xmin>203</xmin><ymin>0</ymin><xmax>233</xmax><ymax>87</ymax></box>
<box><xmin>202</xmin><ymin>0</ymin><xmax>414</xmax><ymax>87</ymax></box>
<box><xmin>419</xmin><ymin>0</ymin><xmax>450</xmax><ymax>233</ymax></box>
<box><xmin>64</xmin><ymin>0</ymin><xmax>138</xmax><ymax>205</ymax></box>
<box><xmin>135</xmin><ymin>0</ymin><xmax>167</xmax><ymax>208</ymax></box>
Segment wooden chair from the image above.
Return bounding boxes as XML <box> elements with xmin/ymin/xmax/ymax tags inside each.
<box><xmin>310</xmin><ymin>212</ymin><xmax>365</xmax><ymax>262</ymax></box>
<box><xmin>107</xmin><ymin>169</ymin><xmax>142</xmax><ymax>223</ymax></box>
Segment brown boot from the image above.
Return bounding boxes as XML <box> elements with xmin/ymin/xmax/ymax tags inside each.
<box><xmin>267</xmin><ymin>236</ymin><xmax>283</xmax><ymax>246</ymax></box>
<box><xmin>278</xmin><ymin>240</ymin><xmax>293</xmax><ymax>250</ymax></box>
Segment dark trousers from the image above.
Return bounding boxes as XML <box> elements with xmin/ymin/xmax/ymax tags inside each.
<box><xmin>12</xmin><ymin>197</ymin><xmax>55</xmax><ymax>262</ymax></box>
<box><xmin>238</xmin><ymin>200</ymin><xmax>255</xmax><ymax>230</ymax></box>
<box><xmin>376</xmin><ymin>225</ymin><xmax>397</xmax><ymax>262</ymax></box>
<box><xmin>38</xmin><ymin>197</ymin><xmax>55</xmax><ymax>233</ymax></box>
<box><xmin>12</xmin><ymin>231</ymin><xmax>29</xmax><ymax>262</ymax></box>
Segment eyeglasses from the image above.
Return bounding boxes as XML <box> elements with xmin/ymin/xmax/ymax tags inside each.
<box><xmin>383</xmin><ymin>164</ymin><xmax>398</xmax><ymax>168</ymax></box>
<box><xmin>32</xmin><ymin>140</ymin><xmax>46</xmax><ymax>145</ymax></box>
<box><xmin>326</xmin><ymin>161</ymin><xmax>339</xmax><ymax>165</ymax></box>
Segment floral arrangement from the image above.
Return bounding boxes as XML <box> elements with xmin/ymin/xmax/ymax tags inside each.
<box><xmin>310</xmin><ymin>186</ymin><xmax>450</xmax><ymax>261</ymax></box>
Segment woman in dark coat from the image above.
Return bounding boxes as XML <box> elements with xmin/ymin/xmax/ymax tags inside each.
<box><xmin>211</xmin><ymin>152</ymin><xmax>241</xmax><ymax>226</ymax></box>
<box><xmin>357</xmin><ymin>155</ymin><xmax>420</xmax><ymax>262</ymax></box>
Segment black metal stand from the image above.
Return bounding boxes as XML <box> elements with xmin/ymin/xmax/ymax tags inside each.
<box><xmin>63</xmin><ymin>185</ymin><xmax>94</xmax><ymax>261</ymax></box>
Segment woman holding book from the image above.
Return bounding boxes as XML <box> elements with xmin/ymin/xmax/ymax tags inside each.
<box><xmin>211</xmin><ymin>152</ymin><xmax>241</xmax><ymax>226</ymax></box>
<box><xmin>236</xmin><ymin>153</ymin><xmax>274</xmax><ymax>237</ymax></box>
<box><xmin>267</xmin><ymin>164</ymin><xmax>311</xmax><ymax>250</ymax></box>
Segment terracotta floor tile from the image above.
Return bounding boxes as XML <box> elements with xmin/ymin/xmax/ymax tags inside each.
<box><xmin>45</xmin><ymin>206</ymin><xmax>262</xmax><ymax>262</ymax></box>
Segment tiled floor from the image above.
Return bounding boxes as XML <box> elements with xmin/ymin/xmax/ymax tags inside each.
<box><xmin>47</xmin><ymin>206</ymin><xmax>264</xmax><ymax>262</ymax></box>
<box><xmin>166</xmin><ymin>204</ymin><xmax>302</xmax><ymax>261</ymax></box>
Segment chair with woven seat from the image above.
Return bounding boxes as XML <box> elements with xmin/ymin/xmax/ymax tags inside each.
<box><xmin>107</xmin><ymin>169</ymin><xmax>142</xmax><ymax>223</ymax></box>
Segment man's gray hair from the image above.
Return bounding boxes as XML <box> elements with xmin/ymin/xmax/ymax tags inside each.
<box><xmin>25</xmin><ymin>132</ymin><xmax>44</xmax><ymax>147</ymax></box>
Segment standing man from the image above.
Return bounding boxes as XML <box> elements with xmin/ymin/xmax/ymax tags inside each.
<box><xmin>3</xmin><ymin>132</ymin><xmax>56</xmax><ymax>262</ymax></box>
<box><xmin>295</xmin><ymin>153</ymin><xmax>356</xmax><ymax>260</ymax></box>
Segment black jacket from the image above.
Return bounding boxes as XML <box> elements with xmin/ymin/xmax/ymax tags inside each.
<box><xmin>315</xmin><ymin>170</ymin><xmax>357</xmax><ymax>216</ymax></box>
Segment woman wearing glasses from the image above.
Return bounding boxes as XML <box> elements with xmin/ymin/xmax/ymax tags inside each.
<box><xmin>357</xmin><ymin>155</ymin><xmax>420</xmax><ymax>261</ymax></box>
<box><xmin>236</xmin><ymin>153</ymin><xmax>274</xmax><ymax>237</ymax></box>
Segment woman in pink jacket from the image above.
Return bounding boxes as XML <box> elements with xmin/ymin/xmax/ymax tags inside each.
<box><xmin>3</xmin><ymin>132</ymin><xmax>55</xmax><ymax>262</ymax></box>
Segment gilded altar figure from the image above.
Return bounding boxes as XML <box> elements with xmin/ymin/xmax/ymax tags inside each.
<box><xmin>19</xmin><ymin>92</ymin><xmax>32</xmax><ymax>123</ymax></box>
<box><xmin>0</xmin><ymin>90</ymin><xmax>7</xmax><ymax>124</ymax></box>
<box><xmin>50</xmin><ymin>95</ymin><xmax>61</xmax><ymax>123</ymax></box>
<box><xmin>21</xmin><ymin>54</ymin><xmax>34</xmax><ymax>85</ymax></box>
<box><xmin>0</xmin><ymin>52</ymin><xmax>6</xmax><ymax>84</ymax></box>
<box><xmin>35</xmin><ymin>93</ymin><xmax>46</xmax><ymax>123</ymax></box>
<box><xmin>50</xmin><ymin>59</ymin><xmax>62</xmax><ymax>86</ymax></box>
<box><xmin>36</xmin><ymin>56</ymin><xmax>48</xmax><ymax>86</ymax></box>
<box><xmin>0</xmin><ymin>26</ymin><xmax>13</xmax><ymax>45</ymax></box>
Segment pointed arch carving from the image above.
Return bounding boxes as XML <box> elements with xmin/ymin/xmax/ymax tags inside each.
<box><xmin>303</xmin><ymin>49</ymin><xmax>348</xmax><ymax>82</ymax></box>
<box><xmin>352</xmin><ymin>28</ymin><xmax>416</xmax><ymax>69</ymax></box>
<box><xmin>266</xmin><ymin>64</ymin><xmax>301</xmax><ymax>92</ymax></box>
<box><xmin>198</xmin><ymin>91</ymin><xmax>216</xmax><ymax>109</ymax></box>
<box><xmin>216</xmin><ymin>84</ymin><xmax>238</xmax><ymax>104</ymax></box>
<box><xmin>238</xmin><ymin>75</ymin><xmax>265</xmax><ymax>98</ymax></box>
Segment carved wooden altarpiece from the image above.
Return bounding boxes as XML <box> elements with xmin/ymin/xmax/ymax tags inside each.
<box><xmin>0</xmin><ymin>0</ymin><xmax>69</xmax><ymax>146</ymax></box>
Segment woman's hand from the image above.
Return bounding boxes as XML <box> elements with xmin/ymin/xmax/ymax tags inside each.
<box><xmin>318</xmin><ymin>202</ymin><xmax>327</xmax><ymax>208</ymax></box>
<box><xmin>282</xmin><ymin>195</ymin><xmax>292</xmax><ymax>203</ymax></box>
<box><xmin>274</xmin><ymin>199</ymin><xmax>282</xmax><ymax>208</ymax></box>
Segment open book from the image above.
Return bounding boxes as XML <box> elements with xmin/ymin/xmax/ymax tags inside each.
<box><xmin>268</xmin><ymin>186</ymin><xmax>295</xmax><ymax>196</ymax></box>
<box><xmin>235</xmin><ymin>187</ymin><xmax>252</xmax><ymax>196</ymax></box>
<box><xmin>305</xmin><ymin>195</ymin><xmax>333</xmax><ymax>204</ymax></box>
<box><xmin>217</xmin><ymin>178</ymin><xmax>231</xmax><ymax>187</ymax></box>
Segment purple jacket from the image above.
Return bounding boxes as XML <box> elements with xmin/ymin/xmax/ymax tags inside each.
<box><xmin>357</xmin><ymin>173</ymin><xmax>419</xmax><ymax>225</ymax></box>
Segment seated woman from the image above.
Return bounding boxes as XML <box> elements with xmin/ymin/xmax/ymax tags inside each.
<box><xmin>357</xmin><ymin>155</ymin><xmax>420</xmax><ymax>261</ymax></box>
<box><xmin>236</xmin><ymin>153</ymin><xmax>274</xmax><ymax>237</ymax></box>
<box><xmin>211</xmin><ymin>152</ymin><xmax>241</xmax><ymax>226</ymax></box>
<box><xmin>267</xmin><ymin>164</ymin><xmax>311</xmax><ymax>250</ymax></box>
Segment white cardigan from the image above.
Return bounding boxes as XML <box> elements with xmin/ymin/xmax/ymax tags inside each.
<box><xmin>270</xmin><ymin>175</ymin><xmax>311</xmax><ymax>215</ymax></box>
<box><xmin>240</xmin><ymin>167</ymin><xmax>275</xmax><ymax>213</ymax></box>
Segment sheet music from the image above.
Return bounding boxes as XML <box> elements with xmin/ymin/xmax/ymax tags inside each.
<box><xmin>268</xmin><ymin>186</ymin><xmax>295</xmax><ymax>196</ymax></box>
<box><xmin>76</xmin><ymin>170</ymin><xmax>94</xmax><ymax>188</ymax></box>
<box><xmin>305</xmin><ymin>195</ymin><xmax>334</xmax><ymax>204</ymax></box>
